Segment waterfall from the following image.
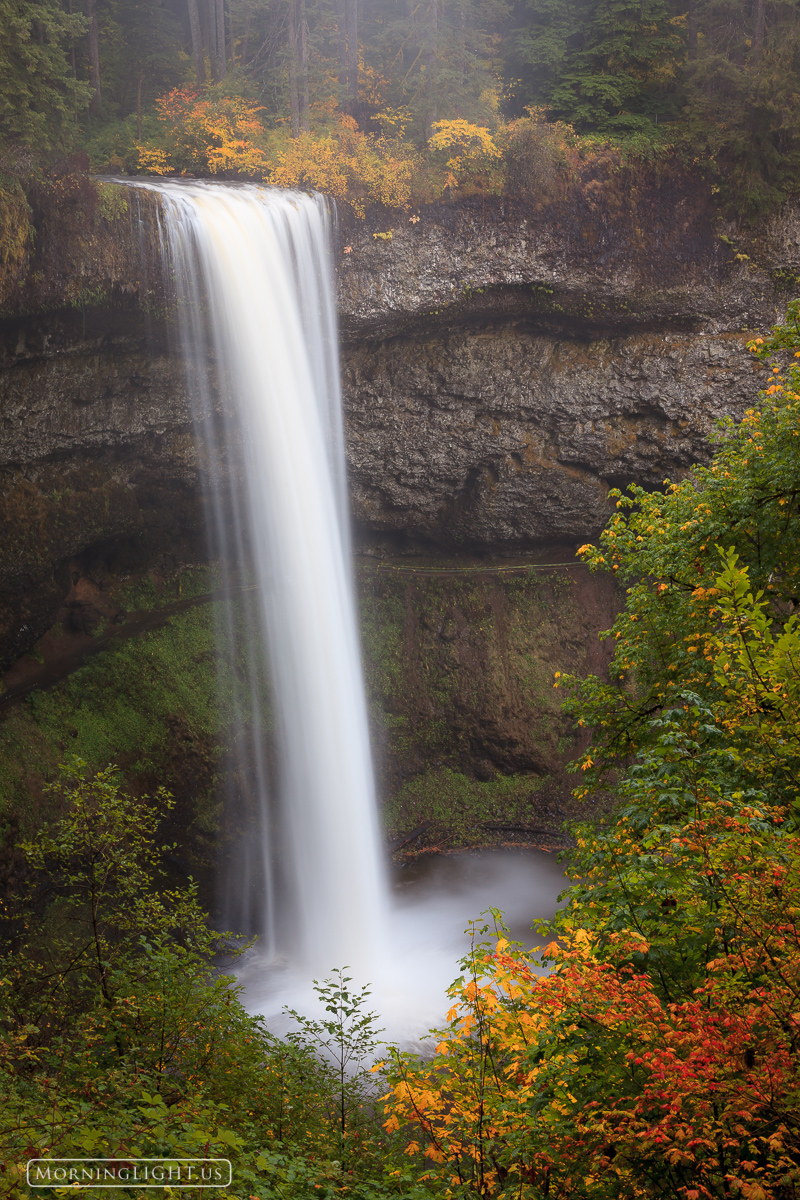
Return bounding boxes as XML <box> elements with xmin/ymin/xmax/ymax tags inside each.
<box><xmin>132</xmin><ymin>181</ymin><xmax>386</xmax><ymax>978</ymax></box>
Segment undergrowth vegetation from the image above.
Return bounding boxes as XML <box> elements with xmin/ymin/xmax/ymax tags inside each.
<box><xmin>0</xmin><ymin>568</ymin><xmax>274</xmax><ymax>903</ymax></box>
<box><xmin>374</xmin><ymin>306</ymin><xmax>800</xmax><ymax>1197</ymax></box>
<box><xmin>384</xmin><ymin>768</ymin><xmax>544</xmax><ymax>848</ymax></box>
<box><xmin>0</xmin><ymin>571</ymin><xmax>224</xmax><ymax>826</ymax></box>
<box><xmin>358</xmin><ymin>563</ymin><xmax>585</xmax><ymax>846</ymax></box>
<box><xmin>0</xmin><ymin>762</ymin><xmax>417</xmax><ymax>1200</ymax></box>
<box><xmin>130</xmin><ymin>99</ymin><xmax>583</xmax><ymax>214</ymax></box>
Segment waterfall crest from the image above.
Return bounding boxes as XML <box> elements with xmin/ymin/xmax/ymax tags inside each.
<box><xmin>134</xmin><ymin>181</ymin><xmax>386</xmax><ymax>977</ymax></box>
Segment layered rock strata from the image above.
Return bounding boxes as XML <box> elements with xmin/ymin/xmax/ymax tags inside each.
<box><xmin>0</xmin><ymin>183</ymin><xmax>797</xmax><ymax>669</ymax></box>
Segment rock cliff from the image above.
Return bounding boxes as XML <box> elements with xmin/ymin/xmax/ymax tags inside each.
<box><xmin>0</xmin><ymin>179</ymin><xmax>797</xmax><ymax>670</ymax></box>
<box><xmin>338</xmin><ymin>188</ymin><xmax>791</xmax><ymax>549</ymax></box>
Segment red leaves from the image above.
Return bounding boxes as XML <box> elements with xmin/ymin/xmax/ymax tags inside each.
<box><xmin>383</xmin><ymin>812</ymin><xmax>800</xmax><ymax>1199</ymax></box>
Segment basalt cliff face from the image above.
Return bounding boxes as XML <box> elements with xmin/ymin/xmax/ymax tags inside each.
<box><xmin>0</xmin><ymin>177</ymin><xmax>796</xmax><ymax>670</ymax></box>
<box><xmin>2</xmin><ymin>175</ymin><xmax>799</xmax><ymax>837</ymax></box>
<box><xmin>339</xmin><ymin>185</ymin><xmax>795</xmax><ymax>551</ymax></box>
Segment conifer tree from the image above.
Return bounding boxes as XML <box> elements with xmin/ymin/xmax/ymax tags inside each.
<box><xmin>0</xmin><ymin>0</ymin><xmax>91</xmax><ymax>152</ymax></box>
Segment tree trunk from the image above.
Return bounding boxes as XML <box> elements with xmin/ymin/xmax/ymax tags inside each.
<box><xmin>86</xmin><ymin>0</ymin><xmax>101</xmax><ymax>114</ymax></box>
<box><xmin>752</xmin><ymin>0</ymin><xmax>765</xmax><ymax>62</ymax></box>
<box><xmin>336</xmin><ymin>0</ymin><xmax>347</xmax><ymax>93</ymax></box>
<box><xmin>188</xmin><ymin>0</ymin><xmax>206</xmax><ymax>83</ymax></box>
<box><xmin>402</xmin><ymin>0</ymin><xmax>415</xmax><ymax>77</ymax></box>
<box><xmin>288</xmin><ymin>0</ymin><xmax>301</xmax><ymax>135</ymax></box>
<box><xmin>288</xmin><ymin>0</ymin><xmax>309</xmax><ymax>134</ymax></box>
<box><xmin>298</xmin><ymin>0</ymin><xmax>309</xmax><ymax>131</ymax></box>
<box><xmin>207</xmin><ymin>0</ymin><xmax>219</xmax><ymax>82</ymax></box>
<box><xmin>68</xmin><ymin>0</ymin><xmax>77</xmax><ymax>77</ymax></box>
<box><xmin>241</xmin><ymin>8</ymin><xmax>252</xmax><ymax>69</ymax></box>
<box><xmin>137</xmin><ymin>73</ymin><xmax>143</xmax><ymax>140</ymax></box>
<box><xmin>346</xmin><ymin>0</ymin><xmax>358</xmax><ymax>107</ymax></box>
<box><xmin>216</xmin><ymin>0</ymin><xmax>227</xmax><ymax>80</ymax></box>
<box><xmin>686</xmin><ymin>0</ymin><xmax>697</xmax><ymax>60</ymax></box>
<box><xmin>425</xmin><ymin>0</ymin><xmax>438</xmax><ymax>142</ymax></box>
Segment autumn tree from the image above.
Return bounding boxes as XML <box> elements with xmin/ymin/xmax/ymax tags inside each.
<box><xmin>386</xmin><ymin>815</ymin><xmax>800</xmax><ymax>1200</ymax></box>
<box><xmin>137</xmin><ymin>86</ymin><xmax>270</xmax><ymax>174</ymax></box>
<box><xmin>383</xmin><ymin>302</ymin><xmax>800</xmax><ymax>1199</ymax></box>
<box><xmin>565</xmin><ymin>302</ymin><xmax>800</xmax><ymax>806</ymax></box>
<box><xmin>187</xmin><ymin>0</ymin><xmax>205</xmax><ymax>83</ymax></box>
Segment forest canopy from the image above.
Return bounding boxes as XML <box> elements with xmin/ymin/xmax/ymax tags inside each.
<box><xmin>0</xmin><ymin>0</ymin><xmax>799</xmax><ymax>215</ymax></box>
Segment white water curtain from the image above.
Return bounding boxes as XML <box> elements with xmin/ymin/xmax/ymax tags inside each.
<box><xmin>133</xmin><ymin>181</ymin><xmax>386</xmax><ymax>978</ymax></box>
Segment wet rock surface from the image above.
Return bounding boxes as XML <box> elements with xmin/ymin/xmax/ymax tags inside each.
<box><xmin>336</xmin><ymin>193</ymin><xmax>770</xmax><ymax>340</ymax></box>
<box><xmin>0</xmin><ymin>313</ymin><xmax>203</xmax><ymax>669</ymax></box>
<box><xmin>0</xmin><ymin>188</ymin><xmax>795</xmax><ymax>668</ymax></box>
<box><xmin>344</xmin><ymin>326</ymin><xmax>760</xmax><ymax>547</ymax></box>
<box><xmin>336</xmin><ymin>193</ymin><xmax>785</xmax><ymax>549</ymax></box>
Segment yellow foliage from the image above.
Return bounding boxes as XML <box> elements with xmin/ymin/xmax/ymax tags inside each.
<box><xmin>428</xmin><ymin>119</ymin><xmax>501</xmax><ymax>163</ymax></box>
<box><xmin>269</xmin><ymin>119</ymin><xmax>417</xmax><ymax>216</ymax></box>
<box><xmin>136</xmin><ymin>89</ymin><xmax>269</xmax><ymax>178</ymax></box>
<box><xmin>427</xmin><ymin>120</ymin><xmax>503</xmax><ymax>195</ymax></box>
<box><xmin>131</xmin><ymin>86</ymin><xmax>673</xmax><ymax>216</ymax></box>
<box><xmin>136</xmin><ymin>144</ymin><xmax>170</xmax><ymax>175</ymax></box>
<box><xmin>270</xmin><ymin>131</ymin><xmax>351</xmax><ymax>201</ymax></box>
<box><xmin>0</xmin><ymin>181</ymin><xmax>32</xmax><ymax>280</ymax></box>
<box><xmin>383</xmin><ymin>928</ymin><xmax>544</xmax><ymax>1198</ymax></box>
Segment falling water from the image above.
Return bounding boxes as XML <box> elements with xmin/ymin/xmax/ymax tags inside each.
<box><xmin>119</xmin><ymin>179</ymin><xmax>570</xmax><ymax>1037</ymax></box>
<box><xmin>132</xmin><ymin>181</ymin><xmax>386</xmax><ymax>979</ymax></box>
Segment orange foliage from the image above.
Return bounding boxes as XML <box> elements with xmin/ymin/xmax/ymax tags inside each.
<box><xmin>137</xmin><ymin>92</ymin><xmax>417</xmax><ymax>214</ymax></box>
<box><xmin>137</xmin><ymin>88</ymin><xmax>268</xmax><ymax>177</ymax></box>
<box><xmin>269</xmin><ymin>117</ymin><xmax>417</xmax><ymax>215</ymax></box>
<box><xmin>384</xmin><ymin>808</ymin><xmax>800</xmax><ymax>1199</ymax></box>
<box><xmin>133</xmin><ymin>86</ymin><xmax>668</xmax><ymax>214</ymax></box>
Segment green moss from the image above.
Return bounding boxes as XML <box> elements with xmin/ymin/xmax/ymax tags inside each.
<box><xmin>0</xmin><ymin>574</ymin><xmax>271</xmax><ymax>845</ymax></box>
<box><xmin>773</xmin><ymin>267</ymin><xmax>800</xmax><ymax>293</ymax></box>
<box><xmin>384</xmin><ymin>767</ymin><xmax>544</xmax><ymax>844</ymax></box>
<box><xmin>0</xmin><ymin>607</ymin><xmax>211</xmax><ymax>820</ymax></box>
<box><xmin>0</xmin><ymin>556</ymin><xmax>603</xmax><ymax>860</ymax></box>
<box><xmin>67</xmin><ymin>284</ymin><xmax>112</xmax><ymax>309</ymax></box>
<box><xmin>114</xmin><ymin>565</ymin><xmax>221</xmax><ymax>614</ymax></box>
<box><xmin>96</xmin><ymin>181</ymin><xmax>129</xmax><ymax>221</ymax></box>
<box><xmin>356</xmin><ymin>563</ymin><xmax>598</xmax><ymax>838</ymax></box>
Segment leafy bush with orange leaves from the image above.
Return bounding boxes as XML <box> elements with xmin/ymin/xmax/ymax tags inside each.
<box><xmin>136</xmin><ymin>91</ymin><xmax>418</xmax><ymax>213</ymax></box>
<box><xmin>133</xmin><ymin>84</ymin><xmax>677</xmax><ymax>216</ymax></box>
<box><xmin>137</xmin><ymin>87</ymin><xmax>269</xmax><ymax>177</ymax></box>
<box><xmin>269</xmin><ymin>116</ymin><xmax>418</xmax><ymax>216</ymax></box>
<box><xmin>383</xmin><ymin>764</ymin><xmax>800</xmax><ymax>1200</ymax></box>
<box><xmin>381</xmin><ymin>303</ymin><xmax>800</xmax><ymax>1199</ymax></box>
